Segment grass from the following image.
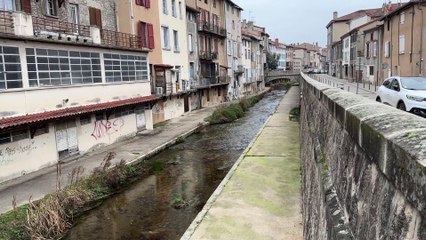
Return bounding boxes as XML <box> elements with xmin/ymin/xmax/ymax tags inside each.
<box><xmin>170</xmin><ymin>195</ymin><xmax>187</xmax><ymax>209</ymax></box>
<box><xmin>289</xmin><ymin>107</ymin><xmax>300</xmax><ymax>122</ymax></box>
<box><xmin>0</xmin><ymin>152</ymin><xmax>155</xmax><ymax>240</ymax></box>
<box><xmin>207</xmin><ymin>95</ymin><xmax>263</xmax><ymax>125</ymax></box>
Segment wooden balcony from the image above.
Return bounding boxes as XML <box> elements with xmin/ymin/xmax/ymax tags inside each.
<box><xmin>33</xmin><ymin>16</ymin><xmax>91</xmax><ymax>38</ymax></box>
<box><xmin>101</xmin><ymin>29</ymin><xmax>142</xmax><ymax>50</ymax></box>
<box><xmin>199</xmin><ymin>51</ymin><xmax>218</xmax><ymax>61</ymax></box>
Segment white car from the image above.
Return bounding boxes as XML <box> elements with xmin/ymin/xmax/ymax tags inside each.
<box><xmin>376</xmin><ymin>76</ymin><xmax>426</xmax><ymax>117</ymax></box>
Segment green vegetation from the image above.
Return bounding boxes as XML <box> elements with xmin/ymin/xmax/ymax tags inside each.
<box><xmin>289</xmin><ymin>107</ymin><xmax>300</xmax><ymax>122</ymax></box>
<box><xmin>176</xmin><ymin>136</ymin><xmax>186</xmax><ymax>144</ymax></box>
<box><xmin>170</xmin><ymin>195</ymin><xmax>187</xmax><ymax>209</ymax></box>
<box><xmin>0</xmin><ymin>152</ymin><xmax>154</xmax><ymax>240</ymax></box>
<box><xmin>207</xmin><ymin>95</ymin><xmax>262</xmax><ymax>125</ymax></box>
<box><xmin>150</xmin><ymin>161</ymin><xmax>166</xmax><ymax>173</ymax></box>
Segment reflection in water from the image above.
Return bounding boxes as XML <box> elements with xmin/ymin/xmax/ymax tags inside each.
<box><xmin>64</xmin><ymin>90</ymin><xmax>286</xmax><ymax>240</ymax></box>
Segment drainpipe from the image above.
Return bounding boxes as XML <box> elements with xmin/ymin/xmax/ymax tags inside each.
<box><xmin>419</xmin><ymin>3</ymin><xmax>424</xmax><ymax>75</ymax></box>
<box><xmin>130</xmin><ymin>0</ymin><xmax>135</xmax><ymax>35</ymax></box>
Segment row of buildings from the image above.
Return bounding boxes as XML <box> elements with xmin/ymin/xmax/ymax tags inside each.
<box><xmin>0</xmin><ymin>0</ymin><xmax>271</xmax><ymax>183</ymax></box>
<box><xmin>327</xmin><ymin>0</ymin><xmax>426</xmax><ymax>85</ymax></box>
<box><xmin>268</xmin><ymin>39</ymin><xmax>327</xmax><ymax>72</ymax></box>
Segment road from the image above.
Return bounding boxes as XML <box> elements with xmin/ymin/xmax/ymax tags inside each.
<box><xmin>308</xmin><ymin>74</ymin><xmax>377</xmax><ymax>100</ymax></box>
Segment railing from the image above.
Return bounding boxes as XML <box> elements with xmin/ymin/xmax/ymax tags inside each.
<box><xmin>101</xmin><ymin>29</ymin><xmax>142</xmax><ymax>50</ymax></box>
<box><xmin>191</xmin><ymin>75</ymin><xmax>229</xmax><ymax>89</ymax></box>
<box><xmin>199</xmin><ymin>51</ymin><xmax>218</xmax><ymax>61</ymax></box>
<box><xmin>0</xmin><ymin>10</ymin><xmax>14</xmax><ymax>34</ymax></box>
<box><xmin>33</xmin><ymin>16</ymin><xmax>90</xmax><ymax>37</ymax></box>
<box><xmin>198</xmin><ymin>21</ymin><xmax>226</xmax><ymax>37</ymax></box>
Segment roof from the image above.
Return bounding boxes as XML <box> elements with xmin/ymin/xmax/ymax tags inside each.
<box><xmin>380</xmin><ymin>1</ymin><xmax>421</xmax><ymax>20</ymax></box>
<box><xmin>226</xmin><ymin>0</ymin><xmax>243</xmax><ymax>11</ymax></box>
<box><xmin>0</xmin><ymin>95</ymin><xmax>159</xmax><ymax>129</ymax></box>
<box><xmin>326</xmin><ymin>3</ymin><xmax>402</xmax><ymax>28</ymax></box>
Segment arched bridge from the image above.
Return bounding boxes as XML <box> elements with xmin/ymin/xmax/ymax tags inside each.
<box><xmin>265</xmin><ymin>70</ymin><xmax>301</xmax><ymax>85</ymax></box>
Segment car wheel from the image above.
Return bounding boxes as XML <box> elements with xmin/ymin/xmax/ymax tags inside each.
<box><xmin>376</xmin><ymin>97</ymin><xmax>381</xmax><ymax>102</ymax></box>
<box><xmin>397</xmin><ymin>101</ymin><xmax>406</xmax><ymax>111</ymax></box>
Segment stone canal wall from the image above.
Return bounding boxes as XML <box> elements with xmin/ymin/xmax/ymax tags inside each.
<box><xmin>300</xmin><ymin>73</ymin><xmax>426</xmax><ymax>240</ymax></box>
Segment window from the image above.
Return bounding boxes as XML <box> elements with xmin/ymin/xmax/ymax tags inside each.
<box><xmin>0</xmin><ymin>0</ymin><xmax>15</xmax><ymax>10</ymax></box>
<box><xmin>188</xmin><ymin>34</ymin><xmax>193</xmax><ymax>52</ymax></box>
<box><xmin>45</xmin><ymin>0</ymin><xmax>57</xmax><ymax>16</ymax></box>
<box><xmin>213</xmin><ymin>0</ymin><xmax>216</xmax><ymax>8</ymax></box>
<box><xmin>0</xmin><ymin>46</ymin><xmax>22</xmax><ymax>90</ymax></box>
<box><xmin>189</xmin><ymin>62</ymin><xmax>194</xmax><ymax>80</ymax></box>
<box><xmin>138</xmin><ymin>21</ymin><xmax>155</xmax><ymax>49</ymax></box>
<box><xmin>26</xmin><ymin>48</ymin><xmax>102</xmax><ymax>87</ymax></box>
<box><xmin>136</xmin><ymin>0</ymin><xmax>151</xmax><ymax>8</ymax></box>
<box><xmin>369</xmin><ymin>66</ymin><xmax>374</xmax><ymax>76</ymax></box>
<box><xmin>384</xmin><ymin>41</ymin><xmax>390</xmax><ymax>58</ymax></box>
<box><xmin>161</xmin><ymin>26</ymin><xmax>170</xmax><ymax>49</ymax></box>
<box><xmin>104</xmin><ymin>53</ymin><xmax>149</xmax><ymax>82</ymax></box>
<box><xmin>0</xmin><ymin>129</ymin><xmax>28</xmax><ymax>145</ymax></box>
<box><xmin>373</xmin><ymin>41</ymin><xmax>377</xmax><ymax>57</ymax></box>
<box><xmin>69</xmin><ymin>4</ymin><xmax>79</xmax><ymax>34</ymax></box>
<box><xmin>173</xmin><ymin>30</ymin><xmax>179</xmax><ymax>52</ymax></box>
<box><xmin>366</xmin><ymin>42</ymin><xmax>371</xmax><ymax>58</ymax></box>
<box><xmin>172</xmin><ymin>0</ymin><xmax>177</xmax><ymax>17</ymax></box>
<box><xmin>232</xmin><ymin>20</ymin><xmax>235</xmax><ymax>30</ymax></box>
<box><xmin>400</xmin><ymin>12</ymin><xmax>405</xmax><ymax>24</ymax></box>
<box><xmin>80</xmin><ymin>115</ymin><xmax>91</xmax><ymax>125</ymax></box>
<box><xmin>33</xmin><ymin>124</ymin><xmax>49</xmax><ymax>137</ymax></box>
<box><xmin>179</xmin><ymin>1</ymin><xmax>182</xmax><ymax>19</ymax></box>
<box><xmin>162</xmin><ymin>0</ymin><xmax>168</xmax><ymax>14</ymax></box>
<box><xmin>399</xmin><ymin>35</ymin><xmax>405</xmax><ymax>54</ymax></box>
<box><xmin>95</xmin><ymin>112</ymin><xmax>105</xmax><ymax>121</ymax></box>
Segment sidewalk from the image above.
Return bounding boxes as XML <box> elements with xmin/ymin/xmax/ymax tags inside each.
<box><xmin>0</xmin><ymin>106</ymin><xmax>216</xmax><ymax>214</ymax></box>
<box><xmin>182</xmin><ymin>87</ymin><xmax>302</xmax><ymax>240</ymax></box>
<box><xmin>311</xmin><ymin>74</ymin><xmax>377</xmax><ymax>100</ymax></box>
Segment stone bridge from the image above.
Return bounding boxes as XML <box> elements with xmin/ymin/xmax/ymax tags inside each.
<box><xmin>300</xmin><ymin>73</ymin><xmax>425</xmax><ymax>239</ymax></box>
<box><xmin>265</xmin><ymin>70</ymin><xmax>301</xmax><ymax>85</ymax></box>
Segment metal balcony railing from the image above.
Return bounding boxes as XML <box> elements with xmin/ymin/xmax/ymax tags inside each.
<box><xmin>198</xmin><ymin>21</ymin><xmax>226</xmax><ymax>37</ymax></box>
<box><xmin>199</xmin><ymin>51</ymin><xmax>218</xmax><ymax>61</ymax></box>
<box><xmin>191</xmin><ymin>75</ymin><xmax>229</xmax><ymax>89</ymax></box>
<box><xmin>33</xmin><ymin>16</ymin><xmax>90</xmax><ymax>37</ymax></box>
<box><xmin>0</xmin><ymin>10</ymin><xmax>14</xmax><ymax>34</ymax></box>
<box><xmin>101</xmin><ymin>29</ymin><xmax>142</xmax><ymax>50</ymax></box>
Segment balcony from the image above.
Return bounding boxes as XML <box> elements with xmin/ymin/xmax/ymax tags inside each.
<box><xmin>0</xmin><ymin>11</ymin><xmax>144</xmax><ymax>51</ymax></box>
<box><xmin>191</xmin><ymin>75</ymin><xmax>229</xmax><ymax>89</ymax></box>
<box><xmin>199</xmin><ymin>51</ymin><xmax>218</xmax><ymax>61</ymax></box>
<box><xmin>234</xmin><ymin>65</ymin><xmax>244</xmax><ymax>75</ymax></box>
<box><xmin>0</xmin><ymin>10</ymin><xmax>14</xmax><ymax>35</ymax></box>
<box><xmin>198</xmin><ymin>21</ymin><xmax>226</xmax><ymax>37</ymax></box>
<box><xmin>101</xmin><ymin>29</ymin><xmax>142</xmax><ymax>49</ymax></box>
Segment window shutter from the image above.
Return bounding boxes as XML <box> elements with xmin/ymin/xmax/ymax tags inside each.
<box><xmin>147</xmin><ymin>23</ymin><xmax>155</xmax><ymax>49</ymax></box>
<box><xmin>138</xmin><ymin>22</ymin><xmax>147</xmax><ymax>48</ymax></box>
<box><xmin>89</xmin><ymin>7</ymin><xmax>102</xmax><ymax>29</ymax></box>
<box><xmin>96</xmin><ymin>8</ymin><xmax>102</xmax><ymax>29</ymax></box>
<box><xmin>145</xmin><ymin>0</ymin><xmax>151</xmax><ymax>8</ymax></box>
<box><xmin>21</xmin><ymin>0</ymin><xmax>32</xmax><ymax>13</ymax></box>
<box><xmin>136</xmin><ymin>0</ymin><xmax>142</xmax><ymax>6</ymax></box>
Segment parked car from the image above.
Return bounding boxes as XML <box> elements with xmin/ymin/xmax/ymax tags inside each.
<box><xmin>376</xmin><ymin>76</ymin><xmax>426</xmax><ymax>117</ymax></box>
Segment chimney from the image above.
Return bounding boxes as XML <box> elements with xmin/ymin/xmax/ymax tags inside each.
<box><xmin>316</xmin><ymin>42</ymin><xmax>318</xmax><ymax>46</ymax></box>
<box><xmin>275</xmin><ymin>38</ymin><xmax>279</xmax><ymax>44</ymax></box>
<box><xmin>333</xmin><ymin>11</ymin><xmax>338</xmax><ymax>19</ymax></box>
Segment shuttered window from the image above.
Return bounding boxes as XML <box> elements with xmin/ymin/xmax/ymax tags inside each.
<box><xmin>89</xmin><ymin>7</ymin><xmax>102</xmax><ymax>29</ymax></box>
<box><xmin>20</xmin><ymin>0</ymin><xmax>31</xmax><ymax>13</ymax></box>
<box><xmin>136</xmin><ymin>0</ymin><xmax>150</xmax><ymax>8</ymax></box>
<box><xmin>138</xmin><ymin>21</ymin><xmax>154</xmax><ymax>49</ymax></box>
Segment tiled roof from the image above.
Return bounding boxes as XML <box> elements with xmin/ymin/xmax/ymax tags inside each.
<box><xmin>0</xmin><ymin>95</ymin><xmax>159</xmax><ymax>129</ymax></box>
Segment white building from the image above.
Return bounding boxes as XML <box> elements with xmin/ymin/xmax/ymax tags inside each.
<box><xmin>269</xmin><ymin>39</ymin><xmax>287</xmax><ymax>70</ymax></box>
<box><xmin>0</xmin><ymin>1</ymin><xmax>156</xmax><ymax>183</ymax></box>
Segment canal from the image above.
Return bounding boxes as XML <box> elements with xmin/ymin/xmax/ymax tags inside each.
<box><xmin>64</xmin><ymin>89</ymin><xmax>286</xmax><ymax>240</ymax></box>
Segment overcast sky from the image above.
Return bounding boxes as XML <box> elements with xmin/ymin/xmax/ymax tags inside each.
<box><xmin>233</xmin><ymin>0</ymin><xmax>393</xmax><ymax>47</ymax></box>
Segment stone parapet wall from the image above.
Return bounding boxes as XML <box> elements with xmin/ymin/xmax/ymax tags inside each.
<box><xmin>300</xmin><ymin>73</ymin><xmax>425</xmax><ymax>239</ymax></box>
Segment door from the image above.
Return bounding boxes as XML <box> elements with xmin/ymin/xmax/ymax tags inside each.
<box><xmin>89</xmin><ymin>7</ymin><xmax>102</xmax><ymax>29</ymax></box>
<box><xmin>184</xmin><ymin>95</ymin><xmax>189</xmax><ymax>113</ymax></box>
<box><xmin>69</xmin><ymin>3</ymin><xmax>79</xmax><ymax>34</ymax></box>
<box><xmin>136</xmin><ymin>109</ymin><xmax>146</xmax><ymax>131</ymax></box>
<box><xmin>55</xmin><ymin>121</ymin><xmax>79</xmax><ymax>160</ymax></box>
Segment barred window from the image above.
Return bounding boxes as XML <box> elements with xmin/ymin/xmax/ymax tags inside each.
<box><xmin>0</xmin><ymin>46</ymin><xmax>22</xmax><ymax>90</ymax></box>
<box><xmin>26</xmin><ymin>48</ymin><xmax>102</xmax><ymax>87</ymax></box>
<box><xmin>104</xmin><ymin>54</ymin><xmax>148</xmax><ymax>82</ymax></box>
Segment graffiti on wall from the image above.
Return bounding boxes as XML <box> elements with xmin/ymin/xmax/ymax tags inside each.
<box><xmin>0</xmin><ymin>141</ymin><xmax>37</xmax><ymax>166</ymax></box>
<box><xmin>91</xmin><ymin>118</ymin><xmax>125</xmax><ymax>140</ymax></box>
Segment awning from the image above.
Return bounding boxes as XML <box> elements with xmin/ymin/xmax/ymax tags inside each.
<box><xmin>0</xmin><ymin>95</ymin><xmax>159</xmax><ymax>129</ymax></box>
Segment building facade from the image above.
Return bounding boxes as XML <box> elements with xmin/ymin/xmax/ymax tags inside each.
<box><xmin>0</xmin><ymin>0</ymin><xmax>156</xmax><ymax>183</ymax></box>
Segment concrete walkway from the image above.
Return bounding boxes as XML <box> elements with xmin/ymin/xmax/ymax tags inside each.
<box><xmin>0</xmin><ymin>106</ymin><xmax>217</xmax><ymax>214</ymax></box>
<box><xmin>182</xmin><ymin>87</ymin><xmax>302</xmax><ymax>240</ymax></box>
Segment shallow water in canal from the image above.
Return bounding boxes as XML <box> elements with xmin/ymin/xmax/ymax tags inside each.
<box><xmin>64</xmin><ymin>89</ymin><xmax>286</xmax><ymax>240</ymax></box>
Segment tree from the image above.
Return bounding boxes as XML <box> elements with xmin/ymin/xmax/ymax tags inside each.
<box><xmin>266</xmin><ymin>52</ymin><xmax>280</xmax><ymax>70</ymax></box>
